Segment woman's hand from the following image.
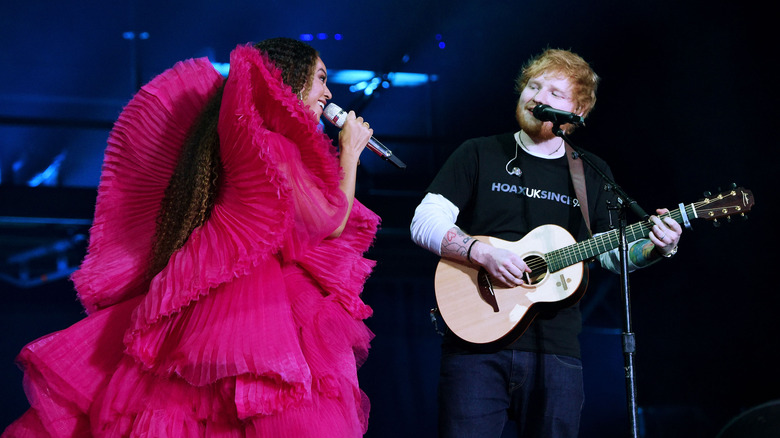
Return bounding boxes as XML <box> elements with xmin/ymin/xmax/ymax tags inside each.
<box><xmin>338</xmin><ymin>110</ymin><xmax>372</xmax><ymax>167</ymax></box>
<box><xmin>329</xmin><ymin>110</ymin><xmax>372</xmax><ymax>238</ymax></box>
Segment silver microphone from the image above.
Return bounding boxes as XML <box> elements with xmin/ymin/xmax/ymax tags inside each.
<box><xmin>323</xmin><ymin>103</ymin><xmax>406</xmax><ymax>169</ymax></box>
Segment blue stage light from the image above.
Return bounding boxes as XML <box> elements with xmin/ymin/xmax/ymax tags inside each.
<box><xmin>386</xmin><ymin>72</ymin><xmax>431</xmax><ymax>87</ymax></box>
<box><xmin>27</xmin><ymin>152</ymin><xmax>66</xmax><ymax>187</ymax></box>
<box><xmin>210</xmin><ymin>64</ymin><xmax>435</xmax><ymax>89</ymax></box>
<box><xmin>349</xmin><ymin>81</ymin><xmax>369</xmax><ymax>93</ymax></box>
<box><xmin>212</xmin><ymin>62</ymin><xmax>230</xmax><ymax>77</ymax></box>
<box><xmin>330</xmin><ymin>70</ymin><xmax>376</xmax><ymax>84</ymax></box>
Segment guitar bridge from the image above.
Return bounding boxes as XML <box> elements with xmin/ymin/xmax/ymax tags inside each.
<box><xmin>477</xmin><ymin>268</ymin><xmax>499</xmax><ymax>312</ymax></box>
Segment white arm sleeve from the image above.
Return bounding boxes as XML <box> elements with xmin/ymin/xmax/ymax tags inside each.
<box><xmin>410</xmin><ymin>193</ymin><xmax>460</xmax><ymax>255</ymax></box>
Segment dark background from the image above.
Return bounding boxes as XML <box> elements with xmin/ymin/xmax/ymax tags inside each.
<box><xmin>1</xmin><ymin>1</ymin><xmax>775</xmax><ymax>437</ymax></box>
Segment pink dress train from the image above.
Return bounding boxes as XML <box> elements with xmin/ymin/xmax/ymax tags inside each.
<box><xmin>2</xmin><ymin>44</ymin><xmax>380</xmax><ymax>438</ymax></box>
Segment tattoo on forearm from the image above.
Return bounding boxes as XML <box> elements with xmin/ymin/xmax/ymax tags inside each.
<box><xmin>629</xmin><ymin>240</ymin><xmax>657</xmax><ymax>267</ymax></box>
<box><xmin>442</xmin><ymin>228</ymin><xmax>474</xmax><ymax>259</ymax></box>
<box><xmin>445</xmin><ymin>229</ymin><xmax>457</xmax><ymax>242</ymax></box>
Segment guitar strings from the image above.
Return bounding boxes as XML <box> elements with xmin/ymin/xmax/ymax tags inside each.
<box><xmin>514</xmin><ymin>195</ymin><xmax>739</xmax><ymax>276</ymax></box>
<box><xmin>527</xmin><ymin>201</ymin><xmax>697</xmax><ymax>273</ymax></box>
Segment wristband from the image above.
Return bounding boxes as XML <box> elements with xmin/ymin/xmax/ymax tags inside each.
<box><xmin>467</xmin><ymin>239</ymin><xmax>479</xmax><ymax>262</ymax></box>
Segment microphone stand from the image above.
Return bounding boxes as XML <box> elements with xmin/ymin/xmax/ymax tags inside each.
<box><xmin>552</xmin><ymin>124</ymin><xmax>647</xmax><ymax>438</ymax></box>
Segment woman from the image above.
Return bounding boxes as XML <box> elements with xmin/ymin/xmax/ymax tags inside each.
<box><xmin>3</xmin><ymin>38</ymin><xmax>380</xmax><ymax>437</ymax></box>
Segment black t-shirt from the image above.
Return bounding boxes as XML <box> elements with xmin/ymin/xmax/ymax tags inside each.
<box><xmin>427</xmin><ymin>133</ymin><xmax>618</xmax><ymax>357</ymax></box>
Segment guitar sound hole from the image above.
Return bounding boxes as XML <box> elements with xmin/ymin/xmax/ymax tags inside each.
<box><xmin>522</xmin><ymin>255</ymin><xmax>548</xmax><ymax>285</ymax></box>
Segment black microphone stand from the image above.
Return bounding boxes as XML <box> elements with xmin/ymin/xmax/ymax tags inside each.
<box><xmin>552</xmin><ymin>123</ymin><xmax>647</xmax><ymax>438</ymax></box>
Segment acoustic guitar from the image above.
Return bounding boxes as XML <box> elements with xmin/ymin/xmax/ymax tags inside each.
<box><xmin>434</xmin><ymin>186</ymin><xmax>754</xmax><ymax>348</ymax></box>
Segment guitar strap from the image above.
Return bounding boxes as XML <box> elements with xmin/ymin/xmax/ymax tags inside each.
<box><xmin>565</xmin><ymin>143</ymin><xmax>592</xmax><ymax>236</ymax></box>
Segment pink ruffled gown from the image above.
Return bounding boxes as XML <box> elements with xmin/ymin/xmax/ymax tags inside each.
<box><xmin>2</xmin><ymin>44</ymin><xmax>380</xmax><ymax>438</ymax></box>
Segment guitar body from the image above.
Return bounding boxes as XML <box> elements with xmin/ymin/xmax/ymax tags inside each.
<box><xmin>434</xmin><ymin>225</ymin><xmax>589</xmax><ymax>349</ymax></box>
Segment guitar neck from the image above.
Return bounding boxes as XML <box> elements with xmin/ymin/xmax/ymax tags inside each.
<box><xmin>546</xmin><ymin>203</ymin><xmax>697</xmax><ymax>272</ymax></box>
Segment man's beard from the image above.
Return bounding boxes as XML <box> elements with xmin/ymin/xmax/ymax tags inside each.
<box><xmin>515</xmin><ymin>104</ymin><xmax>556</xmax><ymax>141</ymax></box>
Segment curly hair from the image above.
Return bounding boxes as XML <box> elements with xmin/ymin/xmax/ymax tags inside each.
<box><xmin>148</xmin><ymin>85</ymin><xmax>224</xmax><ymax>278</ymax></box>
<box><xmin>254</xmin><ymin>37</ymin><xmax>320</xmax><ymax>101</ymax></box>
<box><xmin>147</xmin><ymin>38</ymin><xmax>320</xmax><ymax>279</ymax></box>
<box><xmin>515</xmin><ymin>48</ymin><xmax>600</xmax><ymax>117</ymax></box>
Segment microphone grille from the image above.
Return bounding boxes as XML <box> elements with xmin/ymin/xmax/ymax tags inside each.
<box><xmin>532</xmin><ymin>104</ymin><xmax>549</xmax><ymax>117</ymax></box>
<box><xmin>323</xmin><ymin>103</ymin><xmax>345</xmax><ymax>128</ymax></box>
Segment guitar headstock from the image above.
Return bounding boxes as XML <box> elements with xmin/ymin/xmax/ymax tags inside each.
<box><xmin>698</xmin><ymin>185</ymin><xmax>754</xmax><ymax>225</ymax></box>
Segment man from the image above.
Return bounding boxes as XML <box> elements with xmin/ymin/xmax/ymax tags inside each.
<box><xmin>410</xmin><ymin>48</ymin><xmax>682</xmax><ymax>437</ymax></box>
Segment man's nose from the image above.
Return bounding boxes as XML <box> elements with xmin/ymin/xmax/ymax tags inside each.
<box><xmin>532</xmin><ymin>91</ymin><xmax>549</xmax><ymax>105</ymax></box>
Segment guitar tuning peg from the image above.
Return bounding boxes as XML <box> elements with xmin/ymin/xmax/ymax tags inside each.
<box><xmin>729</xmin><ymin>182</ymin><xmax>737</xmax><ymax>189</ymax></box>
<box><xmin>703</xmin><ymin>191</ymin><xmax>712</xmax><ymax>197</ymax></box>
<box><xmin>712</xmin><ymin>219</ymin><xmax>721</xmax><ymax>227</ymax></box>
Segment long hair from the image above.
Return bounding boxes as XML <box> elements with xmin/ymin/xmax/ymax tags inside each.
<box><xmin>148</xmin><ymin>38</ymin><xmax>319</xmax><ymax>279</ymax></box>
<box><xmin>148</xmin><ymin>85</ymin><xmax>224</xmax><ymax>278</ymax></box>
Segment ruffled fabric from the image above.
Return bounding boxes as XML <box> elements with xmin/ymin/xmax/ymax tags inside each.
<box><xmin>4</xmin><ymin>44</ymin><xmax>379</xmax><ymax>438</ymax></box>
<box><xmin>71</xmin><ymin>58</ymin><xmax>225</xmax><ymax>313</ymax></box>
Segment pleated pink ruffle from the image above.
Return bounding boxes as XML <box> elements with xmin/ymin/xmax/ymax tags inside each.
<box><xmin>71</xmin><ymin>58</ymin><xmax>225</xmax><ymax>314</ymax></box>
<box><xmin>4</xmin><ymin>44</ymin><xmax>380</xmax><ymax>438</ymax></box>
